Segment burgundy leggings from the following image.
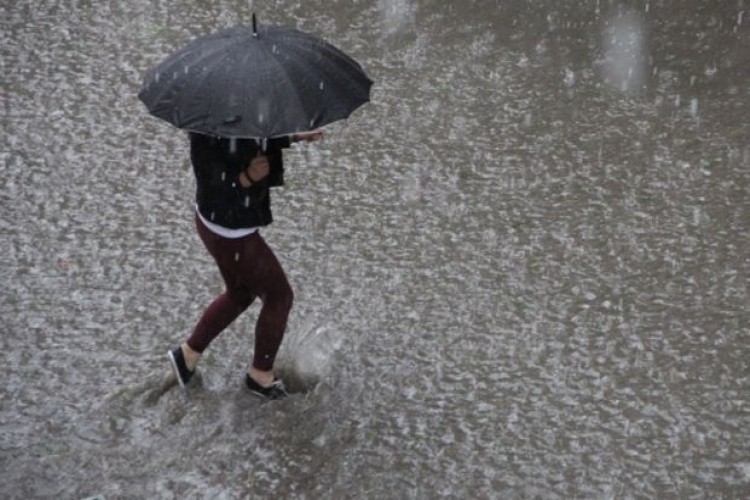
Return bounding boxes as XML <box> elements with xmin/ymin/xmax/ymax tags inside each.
<box><xmin>187</xmin><ymin>214</ymin><xmax>293</xmax><ymax>371</ymax></box>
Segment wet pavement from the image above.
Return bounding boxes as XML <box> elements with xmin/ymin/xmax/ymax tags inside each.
<box><xmin>2</xmin><ymin>0</ymin><xmax>749</xmax><ymax>498</ymax></box>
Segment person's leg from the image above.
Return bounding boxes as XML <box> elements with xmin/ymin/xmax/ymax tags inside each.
<box><xmin>182</xmin><ymin>291</ymin><xmax>253</xmax><ymax>367</ymax></box>
<box><xmin>234</xmin><ymin>233</ymin><xmax>294</xmax><ymax>386</ymax></box>
<box><xmin>179</xmin><ymin>216</ymin><xmax>256</xmax><ymax>370</ymax></box>
<box><xmin>172</xmin><ymin>215</ymin><xmax>292</xmax><ymax>391</ymax></box>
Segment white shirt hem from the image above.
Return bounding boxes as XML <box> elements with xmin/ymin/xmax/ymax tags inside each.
<box><xmin>196</xmin><ymin>205</ymin><xmax>258</xmax><ymax>239</ymax></box>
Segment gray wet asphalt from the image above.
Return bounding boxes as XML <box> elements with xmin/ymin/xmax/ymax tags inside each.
<box><xmin>1</xmin><ymin>0</ymin><xmax>749</xmax><ymax>498</ymax></box>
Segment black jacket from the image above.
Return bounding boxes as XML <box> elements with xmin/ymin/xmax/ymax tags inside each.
<box><xmin>190</xmin><ymin>133</ymin><xmax>291</xmax><ymax>229</ymax></box>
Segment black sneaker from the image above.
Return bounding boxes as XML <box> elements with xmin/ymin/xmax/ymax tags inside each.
<box><xmin>167</xmin><ymin>346</ymin><xmax>194</xmax><ymax>388</ymax></box>
<box><xmin>245</xmin><ymin>374</ymin><xmax>288</xmax><ymax>400</ymax></box>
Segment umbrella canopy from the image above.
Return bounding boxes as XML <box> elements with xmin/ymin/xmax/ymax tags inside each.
<box><xmin>138</xmin><ymin>15</ymin><xmax>372</xmax><ymax>138</ymax></box>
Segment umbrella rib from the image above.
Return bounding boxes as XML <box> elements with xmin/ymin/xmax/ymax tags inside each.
<box><xmin>259</xmin><ymin>42</ymin><xmax>310</xmax><ymax>137</ymax></box>
<box><xmin>174</xmin><ymin>46</ymin><xmax>241</xmax><ymax>129</ymax></box>
<box><xmin>279</xmin><ymin>31</ymin><xmax>370</xmax><ymax>85</ymax></box>
<box><xmin>271</xmin><ymin>37</ymin><xmax>371</xmax><ymax>127</ymax></box>
<box><xmin>145</xmin><ymin>38</ymin><xmax>234</xmax><ymax>116</ymax></box>
<box><xmin>277</xmin><ymin>29</ymin><xmax>368</xmax><ymax>76</ymax></box>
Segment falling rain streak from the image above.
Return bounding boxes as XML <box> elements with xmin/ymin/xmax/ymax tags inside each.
<box><xmin>2</xmin><ymin>1</ymin><xmax>748</xmax><ymax>498</ymax></box>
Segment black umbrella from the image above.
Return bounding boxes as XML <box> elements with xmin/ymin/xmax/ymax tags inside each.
<box><xmin>138</xmin><ymin>14</ymin><xmax>372</xmax><ymax>139</ymax></box>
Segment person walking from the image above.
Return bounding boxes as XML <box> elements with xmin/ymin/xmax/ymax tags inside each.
<box><xmin>138</xmin><ymin>20</ymin><xmax>370</xmax><ymax>399</ymax></box>
<box><xmin>168</xmin><ymin>129</ymin><xmax>323</xmax><ymax>399</ymax></box>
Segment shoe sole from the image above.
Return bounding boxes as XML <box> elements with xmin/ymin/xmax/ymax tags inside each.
<box><xmin>248</xmin><ymin>389</ymin><xmax>267</xmax><ymax>399</ymax></box>
<box><xmin>247</xmin><ymin>388</ymin><xmax>287</xmax><ymax>400</ymax></box>
<box><xmin>167</xmin><ymin>350</ymin><xmax>187</xmax><ymax>389</ymax></box>
<box><xmin>245</xmin><ymin>375</ymin><xmax>287</xmax><ymax>400</ymax></box>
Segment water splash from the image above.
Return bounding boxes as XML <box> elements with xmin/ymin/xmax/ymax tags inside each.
<box><xmin>279</xmin><ymin>324</ymin><xmax>344</xmax><ymax>393</ymax></box>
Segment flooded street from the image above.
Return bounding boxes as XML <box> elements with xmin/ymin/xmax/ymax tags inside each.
<box><xmin>2</xmin><ymin>0</ymin><xmax>749</xmax><ymax>497</ymax></box>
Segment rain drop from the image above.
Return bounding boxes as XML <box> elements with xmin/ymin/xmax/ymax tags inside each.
<box><xmin>739</xmin><ymin>11</ymin><xmax>745</xmax><ymax>26</ymax></box>
<box><xmin>319</xmin><ymin>81</ymin><xmax>325</xmax><ymax>90</ymax></box>
<box><xmin>563</xmin><ymin>67</ymin><xmax>575</xmax><ymax>87</ymax></box>
<box><xmin>221</xmin><ymin>172</ymin><xmax>226</xmax><ymax>181</ymax></box>
<box><xmin>690</xmin><ymin>98</ymin><xmax>698</xmax><ymax>117</ymax></box>
<box><xmin>210</xmin><ymin>212</ymin><xmax>216</xmax><ymax>221</ymax></box>
<box><xmin>259</xmin><ymin>112</ymin><xmax>264</xmax><ymax>123</ymax></box>
<box><xmin>693</xmin><ymin>207</ymin><xmax>702</xmax><ymax>225</ymax></box>
<box><xmin>184</xmin><ymin>65</ymin><xmax>189</xmax><ymax>75</ymax></box>
<box><xmin>155</xmin><ymin>72</ymin><xmax>160</xmax><ymax>83</ymax></box>
<box><xmin>235</xmin><ymin>252</ymin><xmax>240</xmax><ymax>262</ymax></box>
<box><xmin>229</xmin><ymin>138</ymin><xmax>237</xmax><ymax>154</ymax></box>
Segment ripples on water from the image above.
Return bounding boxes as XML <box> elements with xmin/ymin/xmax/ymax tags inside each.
<box><xmin>2</xmin><ymin>0</ymin><xmax>748</xmax><ymax>498</ymax></box>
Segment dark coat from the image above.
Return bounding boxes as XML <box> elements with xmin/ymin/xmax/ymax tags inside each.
<box><xmin>190</xmin><ymin>133</ymin><xmax>291</xmax><ymax>229</ymax></box>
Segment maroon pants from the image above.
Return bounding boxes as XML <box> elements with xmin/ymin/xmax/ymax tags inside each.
<box><xmin>187</xmin><ymin>214</ymin><xmax>293</xmax><ymax>371</ymax></box>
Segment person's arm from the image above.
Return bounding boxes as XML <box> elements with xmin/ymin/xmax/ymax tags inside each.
<box><xmin>291</xmin><ymin>129</ymin><xmax>324</xmax><ymax>143</ymax></box>
<box><xmin>265</xmin><ymin>129</ymin><xmax>324</xmax><ymax>148</ymax></box>
<box><xmin>189</xmin><ymin>133</ymin><xmax>216</xmax><ymax>171</ymax></box>
<box><xmin>239</xmin><ymin>130</ymin><xmax>325</xmax><ymax>188</ymax></box>
<box><xmin>268</xmin><ymin>136</ymin><xmax>291</xmax><ymax>150</ymax></box>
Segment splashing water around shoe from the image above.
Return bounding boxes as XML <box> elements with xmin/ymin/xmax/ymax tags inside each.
<box><xmin>277</xmin><ymin>324</ymin><xmax>344</xmax><ymax>394</ymax></box>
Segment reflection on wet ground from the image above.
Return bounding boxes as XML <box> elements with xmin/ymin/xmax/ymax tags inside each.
<box><xmin>2</xmin><ymin>0</ymin><xmax>748</xmax><ymax>497</ymax></box>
